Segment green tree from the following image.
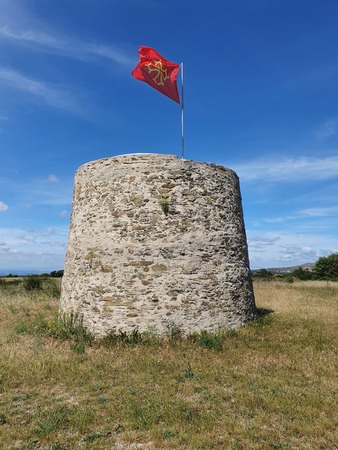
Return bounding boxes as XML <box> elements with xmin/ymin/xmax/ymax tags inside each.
<box><xmin>291</xmin><ymin>267</ymin><xmax>314</xmax><ymax>280</ymax></box>
<box><xmin>313</xmin><ymin>253</ymin><xmax>338</xmax><ymax>280</ymax></box>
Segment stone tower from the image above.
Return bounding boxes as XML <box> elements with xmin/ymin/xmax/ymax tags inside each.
<box><xmin>60</xmin><ymin>154</ymin><xmax>256</xmax><ymax>336</ymax></box>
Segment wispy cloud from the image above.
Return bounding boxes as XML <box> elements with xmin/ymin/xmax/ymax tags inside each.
<box><xmin>46</xmin><ymin>175</ymin><xmax>60</xmax><ymax>183</ymax></box>
<box><xmin>231</xmin><ymin>156</ymin><xmax>338</xmax><ymax>182</ymax></box>
<box><xmin>86</xmin><ymin>43</ymin><xmax>134</xmax><ymax>66</ymax></box>
<box><xmin>0</xmin><ymin>226</ymin><xmax>68</xmax><ymax>265</ymax></box>
<box><xmin>297</xmin><ymin>206</ymin><xmax>338</xmax><ymax>217</ymax></box>
<box><xmin>0</xmin><ymin>26</ymin><xmax>64</xmax><ymax>48</ymax></box>
<box><xmin>20</xmin><ymin>235</ymin><xmax>36</xmax><ymax>243</ymax></box>
<box><xmin>277</xmin><ymin>244</ymin><xmax>318</xmax><ymax>263</ymax></box>
<box><xmin>247</xmin><ymin>230</ymin><xmax>338</xmax><ymax>268</ymax></box>
<box><xmin>0</xmin><ymin>25</ymin><xmax>134</xmax><ymax>67</ymax></box>
<box><xmin>314</xmin><ymin>118</ymin><xmax>338</xmax><ymax>140</ymax></box>
<box><xmin>0</xmin><ymin>201</ymin><xmax>8</xmax><ymax>212</ymax></box>
<box><xmin>40</xmin><ymin>240</ymin><xmax>66</xmax><ymax>247</ymax></box>
<box><xmin>0</xmin><ymin>247</ymin><xmax>65</xmax><ymax>270</ymax></box>
<box><xmin>249</xmin><ymin>236</ymin><xmax>280</xmax><ymax>246</ymax></box>
<box><xmin>248</xmin><ymin>236</ymin><xmax>280</xmax><ymax>252</ymax></box>
<box><xmin>41</xmin><ymin>227</ymin><xmax>55</xmax><ymax>237</ymax></box>
<box><xmin>0</xmin><ymin>241</ymin><xmax>10</xmax><ymax>253</ymax></box>
<box><xmin>0</xmin><ymin>67</ymin><xmax>82</xmax><ymax>114</ymax></box>
<box><xmin>262</xmin><ymin>217</ymin><xmax>285</xmax><ymax>223</ymax></box>
<box><xmin>4</xmin><ymin>175</ymin><xmax>73</xmax><ymax>208</ymax></box>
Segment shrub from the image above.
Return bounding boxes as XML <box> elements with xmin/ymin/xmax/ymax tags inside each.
<box><xmin>23</xmin><ymin>276</ymin><xmax>42</xmax><ymax>291</ymax></box>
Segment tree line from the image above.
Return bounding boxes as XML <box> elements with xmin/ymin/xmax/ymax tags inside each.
<box><xmin>252</xmin><ymin>252</ymin><xmax>338</xmax><ymax>282</ymax></box>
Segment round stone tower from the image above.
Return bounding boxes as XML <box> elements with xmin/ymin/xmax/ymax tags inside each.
<box><xmin>60</xmin><ymin>154</ymin><xmax>256</xmax><ymax>336</ymax></box>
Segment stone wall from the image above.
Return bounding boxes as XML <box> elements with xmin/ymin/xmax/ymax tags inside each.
<box><xmin>60</xmin><ymin>154</ymin><xmax>256</xmax><ymax>336</ymax></box>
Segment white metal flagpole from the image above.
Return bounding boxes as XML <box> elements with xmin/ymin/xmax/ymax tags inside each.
<box><xmin>180</xmin><ymin>62</ymin><xmax>184</xmax><ymax>159</ymax></box>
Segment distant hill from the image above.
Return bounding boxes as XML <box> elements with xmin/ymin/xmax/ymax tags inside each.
<box><xmin>253</xmin><ymin>263</ymin><xmax>314</xmax><ymax>274</ymax></box>
<box><xmin>0</xmin><ymin>269</ymin><xmax>38</xmax><ymax>277</ymax></box>
<box><xmin>0</xmin><ymin>268</ymin><xmax>63</xmax><ymax>277</ymax></box>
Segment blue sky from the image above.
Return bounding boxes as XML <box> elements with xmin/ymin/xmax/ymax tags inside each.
<box><xmin>1</xmin><ymin>0</ymin><xmax>338</xmax><ymax>272</ymax></box>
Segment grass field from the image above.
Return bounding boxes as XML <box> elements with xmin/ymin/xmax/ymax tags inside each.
<box><xmin>0</xmin><ymin>280</ymin><xmax>337</xmax><ymax>449</ymax></box>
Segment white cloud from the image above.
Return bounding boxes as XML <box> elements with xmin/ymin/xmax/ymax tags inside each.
<box><xmin>47</xmin><ymin>174</ymin><xmax>60</xmax><ymax>183</ymax></box>
<box><xmin>0</xmin><ymin>201</ymin><xmax>8</xmax><ymax>211</ymax></box>
<box><xmin>0</xmin><ymin>248</ymin><xmax>65</xmax><ymax>271</ymax></box>
<box><xmin>41</xmin><ymin>227</ymin><xmax>55</xmax><ymax>236</ymax></box>
<box><xmin>297</xmin><ymin>206</ymin><xmax>338</xmax><ymax>217</ymax></box>
<box><xmin>59</xmin><ymin>210</ymin><xmax>69</xmax><ymax>217</ymax></box>
<box><xmin>4</xmin><ymin>177</ymin><xmax>73</xmax><ymax>207</ymax></box>
<box><xmin>86</xmin><ymin>43</ymin><xmax>134</xmax><ymax>66</ymax></box>
<box><xmin>0</xmin><ymin>26</ymin><xmax>67</xmax><ymax>48</ymax></box>
<box><xmin>262</xmin><ymin>217</ymin><xmax>285</xmax><ymax>223</ymax></box>
<box><xmin>0</xmin><ymin>225</ymin><xmax>68</xmax><ymax>270</ymax></box>
<box><xmin>247</xmin><ymin>230</ymin><xmax>338</xmax><ymax>269</ymax></box>
<box><xmin>314</xmin><ymin>119</ymin><xmax>338</xmax><ymax>140</ymax></box>
<box><xmin>20</xmin><ymin>235</ymin><xmax>36</xmax><ymax>243</ymax></box>
<box><xmin>40</xmin><ymin>240</ymin><xmax>66</xmax><ymax>247</ymax></box>
<box><xmin>261</xmin><ymin>207</ymin><xmax>338</xmax><ymax>225</ymax></box>
<box><xmin>0</xmin><ymin>67</ymin><xmax>82</xmax><ymax>114</ymax></box>
<box><xmin>0</xmin><ymin>241</ymin><xmax>9</xmax><ymax>253</ymax></box>
<box><xmin>0</xmin><ymin>25</ymin><xmax>134</xmax><ymax>67</ymax></box>
<box><xmin>231</xmin><ymin>156</ymin><xmax>338</xmax><ymax>182</ymax></box>
<box><xmin>249</xmin><ymin>236</ymin><xmax>280</xmax><ymax>251</ymax></box>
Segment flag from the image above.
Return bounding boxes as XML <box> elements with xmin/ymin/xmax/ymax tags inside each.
<box><xmin>131</xmin><ymin>46</ymin><xmax>180</xmax><ymax>104</ymax></box>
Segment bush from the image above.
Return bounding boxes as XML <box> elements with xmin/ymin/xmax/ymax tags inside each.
<box><xmin>23</xmin><ymin>276</ymin><xmax>43</xmax><ymax>291</ymax></box>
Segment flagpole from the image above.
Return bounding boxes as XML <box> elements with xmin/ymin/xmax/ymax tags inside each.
<box><xmin>180</xmin><ymin>62</ymin><xmax>184</xmax><ymax>159</ymax></box>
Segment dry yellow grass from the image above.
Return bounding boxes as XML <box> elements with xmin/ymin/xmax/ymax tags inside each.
<box><xmin>0</xmin><ymin>280</ymin><xmax>337</xmax><ymax>449</ymax></box>
<box><xmin>255</xmin><ymin>279</ymin><xmax>338</xmax><ymax>319</ymax></box>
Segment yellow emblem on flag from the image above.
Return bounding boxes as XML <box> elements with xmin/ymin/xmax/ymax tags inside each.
<box><xmin>145</xmin><ymin>60</ymin><xmax>169</xmax><ymax>86</ymax></box>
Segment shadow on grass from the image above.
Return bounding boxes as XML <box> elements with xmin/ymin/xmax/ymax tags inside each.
<box><xmin>249</xmin><ymin>308</ymin><xmax>275</xmax><ymax>330</ymax></box>
<box><xmin>256</xmin><ymin>307</ymin><xmax>274</xmax><ymax>317</ymax></box>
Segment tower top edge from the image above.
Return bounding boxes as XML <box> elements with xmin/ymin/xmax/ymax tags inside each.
<box><xmin>76</xmin><ymin>153</ymin><xmax>179</xmax><ymax>170</ymax></box>
<box><xmin>75</xmin><ymin>153</ymin><xmax>238</xmax><ymax>179</ymax></box>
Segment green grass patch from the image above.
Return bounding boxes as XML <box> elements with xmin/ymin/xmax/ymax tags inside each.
<box><xmin>0</xmin><ymin>280</ymin><xmax>337</xmax><ymax>449</ymax></box>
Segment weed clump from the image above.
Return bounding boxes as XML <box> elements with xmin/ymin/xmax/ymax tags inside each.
<box><xmin>178</xmin><ymin>362</ymin><xmax>195</xmax><ymax>381</ymax></box>
<box><xmin>101</xmin><ymin>329</ymin><xmax>143</xmax><ymax>347</ymax></box>
<box><xmin>15</xmin><ymin>310</ymin><xmax>94</xmax><ymax>354</ymax></box>
<box><xmin>190</xmin><ymin>330</ymin><xmax>224</xmax><ymax>351</ymax></box>
<box><xmin>48</xmin><ymin>311</ymin><xmax>92</xmax><ymax>342</ymax></box>
<box><xmin>159</xmin><ymin>193</ymin><xmax>171</xmax><ymax>215</ymax></box>
<box><xmin>23</xmin><ymin>276</ymin><xmax>43</xmax><ymax>291</ymax></box>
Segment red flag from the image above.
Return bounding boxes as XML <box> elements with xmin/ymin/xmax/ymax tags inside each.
<box><xmin>131</xmin><ymin>46</ymin><xmax>180</xmax><ymax>104</ymax></box>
